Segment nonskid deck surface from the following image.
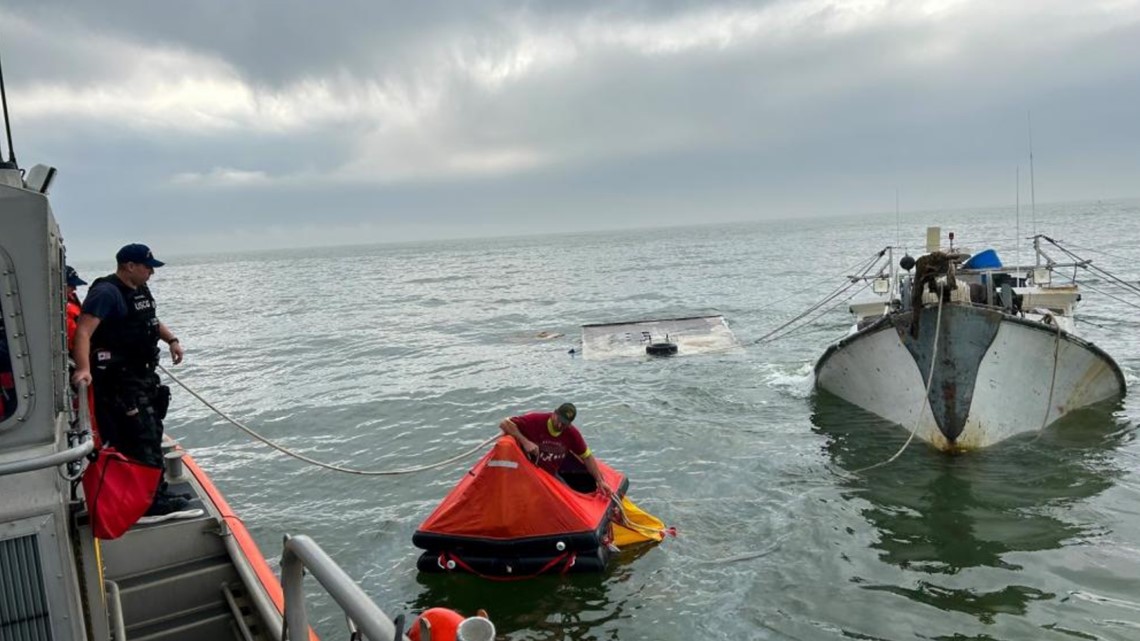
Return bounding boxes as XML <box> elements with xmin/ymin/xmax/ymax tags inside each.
<box><xmin>97</xmin><ymin>481</ymin><xmax>272</xmax><ymax>640</ymax></box>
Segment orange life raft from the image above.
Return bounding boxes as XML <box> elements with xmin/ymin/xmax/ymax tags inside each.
<box><xmin>413</xmin><ymin>436</ymin><xmax>668</xmax><ymax>577</ymax></box>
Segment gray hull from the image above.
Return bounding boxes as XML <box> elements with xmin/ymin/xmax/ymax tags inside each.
<box><xmin>814</xmin><ymin>304</ymin><xmax>1126</xmax><ymax>450</ymax></box>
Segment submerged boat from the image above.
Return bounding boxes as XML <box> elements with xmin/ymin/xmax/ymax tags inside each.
<box><xmin>414</xmin><ymin>436</ymin><xmax>670</xmax><ymax>577</ymax></box>
<box><xmin>814</xmin><ymin>227</ymin><xmax>1126</xmax><ymax>451</ymax></box>
<box><xmin>0</xmin><ymin>61</ymin><xmax>448</xmax><ymax>641</ymax></box>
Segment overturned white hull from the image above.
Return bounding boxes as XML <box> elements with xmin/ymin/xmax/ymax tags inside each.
<box><xmin>814</xmin><ymin>303</ymin><xmax>1125</xmax><ymax>451</ymax></box>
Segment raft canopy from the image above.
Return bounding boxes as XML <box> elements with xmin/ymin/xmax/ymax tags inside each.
<box><xmin>413</xmin><ymin>436</ymin><xmax>628</xmax><ymax>556</ymax></box>
<box><xmin>580</xmin><ymin>315</ymin><xmax>738</xmax><ymax>360</ymax></box>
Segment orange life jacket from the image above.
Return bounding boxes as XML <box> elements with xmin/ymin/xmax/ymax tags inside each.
<box><xmin>66</xmin><ymin>297</ymin><xmax>81</xmax><ymax>353</ymax></box>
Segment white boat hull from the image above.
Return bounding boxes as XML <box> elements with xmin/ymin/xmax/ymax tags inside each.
<box><xmin>814</xmin><ymin>304</ymin><xmax>1125</xmax><ymax>450</ymax></box>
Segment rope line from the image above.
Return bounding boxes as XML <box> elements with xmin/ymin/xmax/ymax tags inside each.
<box><xmin>1043</xmin><ymin>237</ymin><xmax>1140</xmax><ymax>296</ymax></box>
<box><xmin>158</xmin><ymin>364</ymin><xmax>494</xmax><ymax>476</ymax></box>
<box><xmin>746</xmin><ymin>247</ymin><xmax>890</xmax><ymax>321</ymax></box>
<box><xmin>1043</xmin><ymin>319</ymin><xmax>1062</xmax><ymax>427</ymax></box>
<box><xmin>1056</xmin><ymin>241</ymin><xmax>1132</xmax><ymax>263</ymax></box>
<box><xmin>1072</xmin><ymin>281</ymin><xmax>1140</xmax><ymax>312</ymax></box>
<box><xmin>854</xmin><ymin>282</ymin><xmax>945</xmax><ymax>473</ymax></box>
<box><xmin>1032</xmin><ymin>317</ymin><xmax>1064</xmax><ymax>442</ymax></box>
<box><xmin>764</xmin><ymin>281</ymin><xmax>872</xmax><ymax>344</ymax></box>
<box><xmin>753</xmin><ymin>251</ymin><xmax>887</xmax><ymax>345</ymax></box>
<box><xmin>704</xmin><ymin>533</ymin><xmax>793</xmax><ymax>564</ymax></box>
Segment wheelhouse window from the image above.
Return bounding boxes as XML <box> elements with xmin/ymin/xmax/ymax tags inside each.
<box><xmin>0</xmin><ymin>300</ymin><xmax>16</xmax><ymax>422</ymax></box>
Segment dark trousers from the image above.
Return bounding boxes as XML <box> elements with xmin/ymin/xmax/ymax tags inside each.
<box><xmin>92</xmin><ymin>370</ymin><xmax>170</xmax><ymax>470</ymax></box>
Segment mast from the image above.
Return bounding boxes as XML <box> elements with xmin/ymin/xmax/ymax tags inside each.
<box><xmin>895</xmin><ymin>187</ymin><xmax>900</xmax><ymax>249</ymax></box>
<box><xmin>893</xmin><ymin>188</ymin><xmax>901</xmax><ymax>305</ymax></box>
<box><xmin>1016</xmin><ymin>165</ymin><xmax>1021</xmax><ymax>279</ymax></box>
<box><xmin>1028</xmin><ymin>111</ymin><xmax>1038</xmax><ymax>265</ymax></box>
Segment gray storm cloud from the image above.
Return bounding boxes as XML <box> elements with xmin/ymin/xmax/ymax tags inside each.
<box><xmin>1</xmin><ymin>0</ymin><xmax>1137</xmax><ymax>258</ymax></box>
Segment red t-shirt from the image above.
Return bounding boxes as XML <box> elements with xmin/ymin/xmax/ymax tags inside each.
<box><xmin>510</xmin><ymin>411</ymin><xmax>590</xmax><ymax>474</ymax></box>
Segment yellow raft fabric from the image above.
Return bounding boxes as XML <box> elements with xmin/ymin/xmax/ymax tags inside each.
<box><xmin>612</xmin><ymin>496</ymin><xmax>668</xmax><ymax>547</ymax></box>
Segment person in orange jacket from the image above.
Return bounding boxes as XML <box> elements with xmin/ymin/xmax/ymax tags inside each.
<box><xmin>65</xmin><ymin>265</ymin><xmax>87</xmax><ymax>354</ymax></box>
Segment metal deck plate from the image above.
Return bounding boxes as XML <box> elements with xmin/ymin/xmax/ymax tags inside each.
<box><xmin>580</xmin><ymin>315</ymin><xmax>739</xmax><ymax>360</ymax></box>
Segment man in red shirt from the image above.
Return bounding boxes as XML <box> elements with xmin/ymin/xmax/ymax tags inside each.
<box><xmin>499</xmin><ymin>402</ymin><xmax>613</xmax><ymax>497</ymax></box>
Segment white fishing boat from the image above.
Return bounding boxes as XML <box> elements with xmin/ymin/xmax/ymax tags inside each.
<box><xmin>814</xmin><ymin>227</ymin><xmax>1126</xmax><ymax>451</ymax></box>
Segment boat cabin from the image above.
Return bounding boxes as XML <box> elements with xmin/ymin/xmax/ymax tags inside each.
<box><xmin>845</xmin><ymin>228</ymin><xmax>1081</xmax><ymax>334</ymax></box>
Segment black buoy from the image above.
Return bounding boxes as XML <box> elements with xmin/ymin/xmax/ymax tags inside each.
<box><xmin>900</xmin><ymin>254</ymin><xmax>916</xmax><ymax>272</ymax></box>
<box><xmin>646</xmin><ymin>342</ymin><xmax>678</xmax><ymax>357</ymax></box>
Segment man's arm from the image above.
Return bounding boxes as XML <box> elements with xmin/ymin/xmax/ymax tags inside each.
<box><xmin>157</xmin><ymin>321</ymin><xmax>184</xmax><ymax>365</ymax></box>
<box><xmin>499</xmin><ymin>418</ymin><xmax>539</xmax><ymax>457</ymax></box>
<box><xmin>581</xmin><ymin>454</ymin><xmax>614</xmax><ymax>498</ymax></box>
<box><xmin>71</xmin><ymin>314</ymin><xmax>101</xmax><ymax>385</ymax></box>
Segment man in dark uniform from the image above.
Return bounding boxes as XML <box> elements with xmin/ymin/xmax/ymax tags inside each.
<box><xmin>72</xmin><ymin>243</ymin><xmax>200</xmax><ymax>522</ymax></box>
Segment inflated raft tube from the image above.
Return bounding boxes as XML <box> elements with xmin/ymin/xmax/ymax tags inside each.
<box><xmin>417</xmin><ymin>546</ymin><xmax>611</xmax><ymax>575</ymax></box>
<box><xmin>413</xmin><ymin>513</ymin><xmax>615</xmax><ymax>557</ymax></box>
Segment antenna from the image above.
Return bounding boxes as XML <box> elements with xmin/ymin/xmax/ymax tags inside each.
<box><xmin>895</xmin><ymin>187</ymin><xmax>900</xmax><ymax>248</ymax></box>
<box><xmin>1027</xmin><ymin>111</ymin><xmax>1036</xmax><ymax>241</ymax></box>
<box><xmin>1015</xmin><ymin>165</ymin><xmax>1021</xmax><ymax>280</ymax></box>
<box><xmin>0</xmin><ymin>47</ymin><xmax>17</xmax><ymax>168</ymax></box>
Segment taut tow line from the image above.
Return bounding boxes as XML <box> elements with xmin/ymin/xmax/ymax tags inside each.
<box><xmin>159</xmin><ymin>364</ymin><xmax>494</xmax><ymax>476</ymax></box>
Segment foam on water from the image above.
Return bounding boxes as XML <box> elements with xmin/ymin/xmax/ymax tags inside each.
<box><xmin>760</xmin><ymin>361</ymin><xmax>815</xmax><ymax>399</ymax></box>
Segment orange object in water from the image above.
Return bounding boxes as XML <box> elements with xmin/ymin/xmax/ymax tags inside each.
<box><xmin>408</xmin><ymin>608</ymin><xmax>464</xmax><ymax>641</ymax></box>
<box><xmin>413</xmin><ymin>436</ymin><xmax>630</xmax><ymax>576</ymax></box>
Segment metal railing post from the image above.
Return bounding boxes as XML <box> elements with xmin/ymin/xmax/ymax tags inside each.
<box><xmin>104</xmin><ymin>580</ymin><xmax>126</xmax><ymax>641</ymax></box>
<box><xmin>281</xmin><ymin>535</ymin><xmax>308</xmax><ymax>641</ymax></box>
<box><xmin>280</xmin><ymin>534</ymin><xmax>403</xmax><ymax>641</ymax></box>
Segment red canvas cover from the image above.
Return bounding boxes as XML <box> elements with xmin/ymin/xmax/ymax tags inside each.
<box><xmin>82</xmin><ymin>447</ymin><xmax>162</xmax><ymax>539</ymax></box>
<box><xmin>417</xmin><ymin>436</ymin><xmax>625</xmax><ymax>541</ymax></box>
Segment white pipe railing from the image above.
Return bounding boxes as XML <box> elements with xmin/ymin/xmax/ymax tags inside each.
<box><xmin>280</xmin><ymin>534</ymin><xmax>407</xmax><ymax>641</ymax></box>
<box><xmin>0</xmin><ymin>383</ymin><xmax>93</xmax><ymax>477</ymax></box>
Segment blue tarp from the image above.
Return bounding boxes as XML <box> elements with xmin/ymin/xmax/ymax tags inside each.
<box><xmin>962</xmin><ymin>249</ymin><xmax>1002</xmax><ymax>270</ymax></box>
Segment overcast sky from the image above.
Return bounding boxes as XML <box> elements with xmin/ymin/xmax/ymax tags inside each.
<box><xmin>2</xmin><ymin>1</ymin><xmax>1138</xmax><ymax>259</ymax></box>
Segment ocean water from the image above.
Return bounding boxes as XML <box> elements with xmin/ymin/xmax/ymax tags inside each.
<box><xmin>124</xmin><ymin>200</ymin><xmax>1140</xmax><ymax>640</ymax></box>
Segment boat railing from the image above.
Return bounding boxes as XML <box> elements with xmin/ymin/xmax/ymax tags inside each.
<box><xmin>0</xmin><ymin>382</ymin><xmax>93</xmax><ymax>478</ymax></box>
<box><xmin>104</xmin><ymin>579</ymin><xmax>127</xmax><ymax>641</ymax></box>
<box><xmin>281</xmin><ymin>533</ymin><xmax>407</xmax><ymax>641</ymax></box>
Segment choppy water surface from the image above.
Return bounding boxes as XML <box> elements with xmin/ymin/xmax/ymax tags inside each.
<box><xmin>136</xmin><ymin>202</ymin><xmax>1140</xmax><ymax>640</ymax></box>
